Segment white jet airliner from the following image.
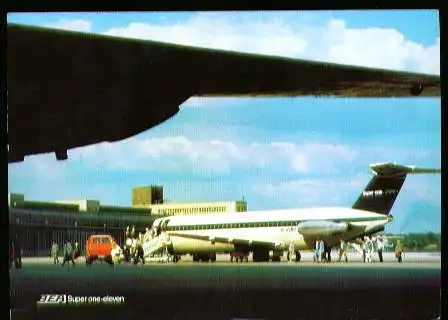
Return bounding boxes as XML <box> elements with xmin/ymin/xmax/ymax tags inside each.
<box><xmin>148</xmin><ymin>162</ymin><xmax>440</xmax><ymax>262</ymax></box>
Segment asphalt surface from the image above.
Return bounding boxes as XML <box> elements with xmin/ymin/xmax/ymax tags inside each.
<box><xmin>9</xmin><ymin>253</ymin><xmax>441</xmax><ymax>320</ymax></box>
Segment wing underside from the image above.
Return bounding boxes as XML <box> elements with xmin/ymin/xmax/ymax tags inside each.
<box><xmin>7</xmin><ymin>24</ymin><xmax>441</xmax><ymax>162</ymax></box>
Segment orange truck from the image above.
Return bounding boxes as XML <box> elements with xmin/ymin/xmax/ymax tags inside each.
<box><xmin>85</xmin><ymin>234</ymin><xmax>115</xmax><ymax>265</ymax></box>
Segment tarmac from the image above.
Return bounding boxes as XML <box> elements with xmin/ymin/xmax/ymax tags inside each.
<box><xmin>9</xmin><ymin>252</ymin><xmax>441</xmax><ymax>320</ymax></box>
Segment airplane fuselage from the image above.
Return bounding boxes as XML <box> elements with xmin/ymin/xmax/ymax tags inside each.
<box><xmin>154</xmin><ymin>207</ymin><xmax>391</xmax><ymax>255</ymax></box>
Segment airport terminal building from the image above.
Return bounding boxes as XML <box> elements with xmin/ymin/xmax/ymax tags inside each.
<box><xmin>131</xmin><ymin>186</ymin><xmax>248</xmax><ymax>215</ymax></box>
<box><xmin>9</xmin><ymin>193</ymin><xmax>153</xmax><ymax>257</ymax></box>
<box><xmin>9</xmin><ymin>186</ymin><xmax>247</xmax><ymax>256</ymax></box>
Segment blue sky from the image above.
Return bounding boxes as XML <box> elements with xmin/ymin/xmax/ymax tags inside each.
<box><xmin>7</xmin><ymin>11</ymin><xmax>440</xmax><ymax>233</ymax></box>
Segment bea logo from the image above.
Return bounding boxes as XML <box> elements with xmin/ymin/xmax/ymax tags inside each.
<box><xmin>37</xmin><ymin>294</ymin><xmax>66</xmax><ymax>305</ymax></box>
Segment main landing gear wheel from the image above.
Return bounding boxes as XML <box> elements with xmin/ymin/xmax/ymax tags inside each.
<box><xmin>287</xmin><ymin>251</ymin><xmax>301</xmax><ymax>262</ymax></box>
<box><xmin>105</xmin><ymin>255</ymin><xmax>114</xmax><ymax>266</ymax></box>
<box><xmin>253</xmin><ymin>249</ymin><xmax>270</xmax><ymax>262</ymax></box>
<box><xmin>295</xmin><ymin>251</ymin><xmax>301</xmax><ymax>262</ymax></box>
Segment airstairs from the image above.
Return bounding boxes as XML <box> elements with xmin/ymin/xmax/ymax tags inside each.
<box><xmin>143</xmin><ymin>236</ymin><xmax>165</xmax><ymax>257</ymax></box>
<box><xmin>142</xmin><ymin>234</ymin><xmax>172</xmax><ymax>263</ymax></box>
<box><xmin>349</xmin><ymin>242</ymin><xmax>364</xmax><ymax>256</ymax></box>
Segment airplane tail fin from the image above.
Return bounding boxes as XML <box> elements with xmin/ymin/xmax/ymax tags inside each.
<box><xmin>352</xmin><ymin>162</ymin><xmax>440</xmax><ymax>215</ymax></box>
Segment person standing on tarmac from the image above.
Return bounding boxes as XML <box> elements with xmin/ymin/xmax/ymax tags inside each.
<box><xmin>360</xmin><ymin>239</ymin><xmax>366</xmax><ymax>262</ymax></box>
<box><xmin>125</xmin><ymin>225</ymin><xmax>130</xmax><ymax>239</ymax></box>
<box><xmin>323</xmin><ymin>240</ymin><xmax>329</xmax><ymax>262</ymax></box>
<box><xmin>368</xmin><ymin>237</ymin><xmax>375</xmax><ymax>263</ymax></box>
<box><xmin>365</xmin><ymin>237</ymin><xmax>373</xmax><ymax>263</ymax></box>
<box><xmin>288</xmin><ymin>242</ymin><xmax>295</xmax><ymax>263</ymax></box>
<box><xmin>11</xmin><ymin>234</ymin><xmax>22</xmax><ymax>269</ymax></box>
<box><xmin>61</xmin><ymin>240</ymin><xmax>76</xmax><ymax>266</ymax></box>
<box><xmin>9</xmin><ymin>238</ymin><xmax>15</xmax><ymax>270</ymax></box>
<box><xmin>133</xmin><ymin>233</ymin><xmax>145</xmax><ymax>265</ymax></box>
<box><xmin>131</xmin><ymin>225</ymin><xmax>136</xmax><ymax>239</ymax></box>
<box><xmin>319</xmin><ymin>239</ymin><xmax>325</xmax><ymax>263</ymax></box>
<box><xmin>166</xmin><ymin>236</ymin><xmax>174</xmax><ymax>262</ymax></box>
<box><xmin>73</xmin><ymin>242</ymin><xmax>81</xmax><ymax>261</ymax></box>
<box><xmin>161</xmin><ymin>239</ymin><xmax>168</xmax><ymax>261</ymax></box>
<box><xmin>10</xmin><ymin>236</ymin><xmax>22</xmax><ymax>270</ymax></box>
<box><xmin>51</xmin><ymin>241</ymin><xmax>59</xmax><ymax>265</ymax></box>
<box><xmin>338</xmin><ymin>238</ymin><xmax>348</xmax><ymax>263</ymax></box>
<box><xmin>364</xmin><ymin>238</ymin><xmax>372</xmax><ymax>263</ymax></box>
<box><xmin>124</xmin><ymin>226</ymin><xmax>133</xmax><ymax>263</ymax></box>
<box><xmin>144</xmin><ymin>228</ymin><xmax>152</xmax><ymax>242</ymax></box>
<box><xmin>395</xmin><ymin>240</ymin><xmax>404</xmax><ymax>263</ymax></box>
<box><xmin>376</xmin><ymin>237</ymin><xmax>384</xmax><ymax>262</ymax></box>
<box><xmin>314</xmin><ymin>238</ymin><xmax>320</xmax><ymax>262</ymax></box>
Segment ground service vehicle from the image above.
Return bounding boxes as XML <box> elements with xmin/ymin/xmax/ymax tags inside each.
<box><xmin>85</xmin><ymin>234</ymin><xmax>115</xmax><ymax>265</ymax></box>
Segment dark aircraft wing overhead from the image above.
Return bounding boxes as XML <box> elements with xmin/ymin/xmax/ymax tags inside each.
<box><xmin>7</xmin><ymin>24</ymin><xmax>441</xmax><ymax>163</ymax></box>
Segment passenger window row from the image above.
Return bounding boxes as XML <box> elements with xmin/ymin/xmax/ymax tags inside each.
<box><xmin>167</xmin><ymin>221</ymin><xmax>298</xmax><ymax>231</ymax></box>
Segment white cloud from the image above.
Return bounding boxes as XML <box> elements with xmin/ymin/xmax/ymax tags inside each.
<box><xmin>8</xmin><ymin>153</ymin><xmax>68</xmax><ymax>183</ymax></box>
<box><xmin>67</xmin><ymin>136</ymin><xmax>357</xmax><ymax>175</ymax></box>
<box><xmin>102</xmin><ymin>14</ymin><xmax>439</xmax><ymax>75</ymax></box>
<box><xmin>103</xmin><ymin>16</ymin><xmax>308</xmax><ymax>58</ymax></box>
<box><xmin>251</xmin><ymin>172</ymin><xmax>441</xmax><ymax>211</ymax></box>
<box><xmin>252</xmin><ymin>176</ymin><xmax>367</xmax><ymax>208</ymax></box>
<box><xmin>63</xmin><ymin>134</ymin><xmax>435</xmax><ymax>177</ymax></box>
<box><xmin>324</xmin><ymin>23</ymin><xmax>440</xmax><ymax>74</ymax></box>
<box><xmin>45</xmin><ymin>19</ymin><xmax>92</xmax><ymax>32</ymax></box>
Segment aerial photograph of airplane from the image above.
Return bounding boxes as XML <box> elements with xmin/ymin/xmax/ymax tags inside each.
<box><xmin>7</xmin><ymin>10</ymin><xmax>441</xmax><ymax>320</ymax></box>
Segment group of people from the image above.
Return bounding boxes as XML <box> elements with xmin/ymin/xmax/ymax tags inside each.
<box><xmin>314</xmin><ymin>236</ymin><xmax>404</xmax><ymax>263</ymax></box>
<box><xmin>123</xmin><ymin>225</ymin><xmax>151</xmax><ymax>264</ymax></box>
<box><xmin>51</xmin><ymin>240</ymin><xmax>81</xmax><ymax>266</ymax></box>
<box><xmin>314</xmin><ymin>238</ymin><xmax>333</xmax><ymax>263</ymax></box>
<box><xmin>359</xmin><ymin>236</ymin><xmax>383</xmax><ymax>263</ymax></box>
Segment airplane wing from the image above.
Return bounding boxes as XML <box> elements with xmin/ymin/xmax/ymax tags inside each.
<box><xmin>7</xmin><ymin>24</ymin><xmax>441</xmax><ymax>162</ymax></box>
<box><xmin>167</xmin><ymin>232</ymin><xmax>280</xmax><ymax>248</ymax></box>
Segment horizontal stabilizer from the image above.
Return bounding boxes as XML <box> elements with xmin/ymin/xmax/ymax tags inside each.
<box><xmin>369</xmin><ymin>162</ymin><xmax>441</xmax><ymax>176</ymax></box>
